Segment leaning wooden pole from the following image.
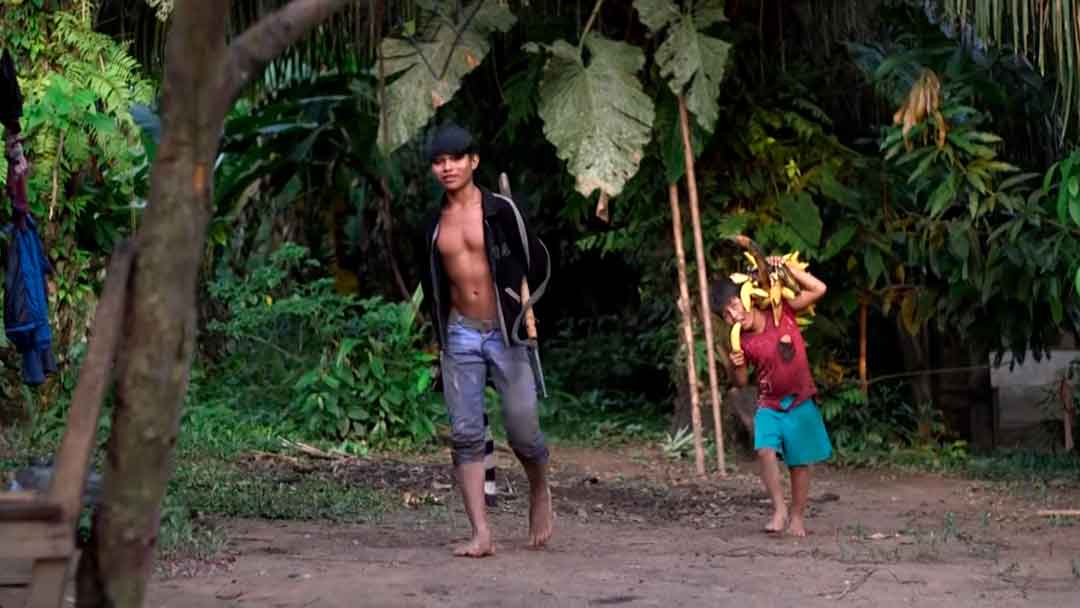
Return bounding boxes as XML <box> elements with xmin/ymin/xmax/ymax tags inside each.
<box><xmin>859</xmin><ymin>298</ymin><xmax>869</xmax><ymax>395</ymax></box>
<box><xmin>678</xmin><ymin>96</ymin><xmax>725</xmax><ymax>475</ymax></box>
<box><xmin>669</xmin><ymin>183</ymin><xmax>706</xmax><ymax>476</ymax></box>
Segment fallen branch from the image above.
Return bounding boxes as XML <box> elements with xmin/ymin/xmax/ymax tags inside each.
<box><xmin>1036</xmin><ymin>510</ymin><xmax>1080</xmax><ymax>517</ymax></box>
<box><xmin>818</xmin><ymin>568</ymin><xmax>877</xmax><ymax>601</ymax></box>
<box><xmin>280</xmin><ymin>438</ymin><xmax>347</xmax><ymax>460</ymax></box>
<box><xmin>247</xmin><ymin>450</ymin><xmax>302</xmax><ymax>466</ymax></box>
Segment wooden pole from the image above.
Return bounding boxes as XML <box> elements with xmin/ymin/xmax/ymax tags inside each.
<box><xmin>859</xmin><ymin>298</ymin><xmax>868</xmax><ymax>395</ymax></box>
<box><xmin>669</xmin><ymin>183</ymin><xmax>706</xmax><ymax>476</ymax></box>
<box><xmin>678</xmin><ymin>96</ymin><xmax>725</xmax><ymax>475</ymax></box>
<box><xmin>1061</xmin><ymin>376</ymin><xmax>1075</xmax><ymax>452</ymax></box>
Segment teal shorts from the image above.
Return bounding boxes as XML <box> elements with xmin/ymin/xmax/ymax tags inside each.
<box><xmin>753</xmin><ymin>397</ymin><xmax>833</xmax><ymax>467</ymax></box>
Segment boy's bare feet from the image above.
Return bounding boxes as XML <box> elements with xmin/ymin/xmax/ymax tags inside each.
<box><xmin>453</xmin><ymin>530</ymin><xmax>495</xmax><ymax>557</ymax></box>
<box><xmin>764</xmin><ymin>505</ymin><xmax>788</xmax><ymax>533</ymax></box>
<box><xmin>787</xmin><ymin>514</ymin><xmax>807</xmax><ymax>537</ymax></box>
<box><xmin>528</xmin><ymin>483</ymin><xmax>554</xmax><ymax>548</ymax></box>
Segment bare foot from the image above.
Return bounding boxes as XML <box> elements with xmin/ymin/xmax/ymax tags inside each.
<box><xmin>787</xmin><ymin>515</ymin><xmax>807</xmax><ymax>537</ymax></box>
<box><xmin>453</xmin><ymin>531</ymin><xmax>495</xmax><ymax>558</ymax></box>
<box><xmin>764</xmin><ymin>506</ymin><xmax>788</xmax><ymax>533</ymax></box>
<box><xmin>528</xmin><ymin>484</ymin><xmax>554</xmax><ymax>548</ymax></box>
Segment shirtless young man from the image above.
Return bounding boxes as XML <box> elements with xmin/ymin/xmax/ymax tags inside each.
<box><xmin>419</xmin><ymin>124</ymin><xmax>553</xmax><ymax>557</ymax></box>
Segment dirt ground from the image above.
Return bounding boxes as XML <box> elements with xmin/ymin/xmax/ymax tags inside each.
<box><xmin>5</xmin><ymin>444</ymin><xmax>1080</xmax><ymax>607</ymax></box>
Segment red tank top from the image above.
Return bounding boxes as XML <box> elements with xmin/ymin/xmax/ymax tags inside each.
<box><xmin>741</xmin><ymin>302</ymin><xmax>817</xmax><ymax>411</ymax></box>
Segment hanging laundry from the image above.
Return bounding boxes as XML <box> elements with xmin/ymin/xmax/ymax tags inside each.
<box><xmin>1</xmin><ymin>48</ymin><xmax>57</xmax><ymax>386</ymax></box>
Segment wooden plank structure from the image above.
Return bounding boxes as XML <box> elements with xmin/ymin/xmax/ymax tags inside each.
<box><xmin>0</xmin><ymin>242</ymin><xmax>133</xmax><ymax>607</ymax></box>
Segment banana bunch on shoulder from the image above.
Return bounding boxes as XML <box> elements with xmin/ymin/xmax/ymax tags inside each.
<box><xmin>727</xmin><ymin>251</ymin><xmax>815</xmax><ymax>348</ymax></box>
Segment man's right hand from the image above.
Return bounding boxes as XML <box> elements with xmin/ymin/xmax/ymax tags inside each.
<box><xmin>730</xmin><ymin>350</ymin><xmax>745</xmax><ymax>367</ymax></box>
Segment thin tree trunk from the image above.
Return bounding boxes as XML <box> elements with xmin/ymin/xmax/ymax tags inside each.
<box><xmin>82</xmin><ymin>1</ymin><xmax>358</xmax><ymax>605</ymax></box>
<box><xmin>677</xmin><ymin>96</ymin><xmax>724</xmax><ymax>476</ymax></box>
<box><xmin>669</xmin><ymin>183</ymin><xmax>705</xmax><ymax>476</ymax></box>
<box><xmin>379</xmin><ymin>176</ymin><xmax>412</xmax><ymax>300</ymax></box>
<box><xmin>859</xmin><ymin>298</ymin><xmax>868</xmax><ymax>395</ymax></box>
<box><xmin>374</xmin><ymin>8</ymin><xmax>410</xmax><ymax>302</ymax></box>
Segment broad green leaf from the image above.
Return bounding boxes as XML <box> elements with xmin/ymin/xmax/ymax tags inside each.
<box><xmin>968</xmin><ymin>131</ymin><xmax>1003</xmax><ymax>144</ymax></box>
<box><xmin>1075</xmin><ymin>266</ymin><xmax>1080</xmax><ymax>297</ymax></box>
<box><xmin>820</xmin><ymin>223</ymin><xmax>857</xmax><ymax>261</ymax></box>
<box><xmin>692</xmin><ymin>0</ymin><xmax>729</xmax><ymax>27</ymax></box>
<box><xmin>947</xmin><ymin>131</ymin><xmax>995</xmax><ymax>159</ymax></box>
<box><xmin>534</xmin><ymin>34</ymin><xmax>655</xmax><ymax>199</ymax></box>
<box><xmin>928</xmin><ymin>175</ymin><xmax>957</xmax><ymax>217</ymax></box>
<box><xmin>1071</xmin><ymin>189</ymin><xmax>1080</xmax><ymax>226</ymax></box>
<box><xmin>1049</xmin><ymin>279</ymin><xmax>1063</xmax><ymax>324</ymax></box>
<box><xmin>377</xmin><ymin>1</ymin><xmax>516</xmax><ymax>154</ymax></box>
<box><xmin>1057</xmin><ymin>154</ymin><xmax>1077</xmax><ymax>224</ymax></box>
<box><xmin>779</xmin><ymin>192</ymin><xmax>823</xmax><ymax>247</ymax></box>
<box><xmin>711</xmin><ymin>212</ymin><xmax>751</xmax><ymax>238</ymax></box>
<box><xmin>998</xmin><ymin>172</ymin><xmax>1039</xmax><ymax>191</ymax></box>
<box><xmin>370</xmin><ymin>354</ymin><xmax>387</xmax><ymax>380</ymax></box>
<box><xmin>948</xmin><ymin>224</ymin><xmax>969</xmax><ymax>260</ymax></box>
<box><xmin>638</xmin><ymin>0</ymin><xmax>731</xmax><ymax>133</ymax></box>
<box><xmin>864</xmin><ymin>247</ymin><xmax>886</xmax><ymax>287</ymax></box>
<box><xmin>634</xmin><ymin>0</ymin><xmax>681</xmax><ymax>31</ymax></box>
<box><xmin>815</xmin><ymin>166</ymin><xmax>859</xmax><ymax>207</ymax></box>
<box><xmin>907</xmin><ymin>149</ymin><xmax>938</xmax><ymax>183</ymax></box>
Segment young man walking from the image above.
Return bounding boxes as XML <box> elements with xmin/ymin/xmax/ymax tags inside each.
<box><xmin>419</xmin><ymin>124</ymin><xmax>553</xmax><ymax>557</ymax></box>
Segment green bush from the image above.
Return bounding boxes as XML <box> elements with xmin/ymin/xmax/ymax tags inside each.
<box><xmin>203</xmin><ymin>243</ymin><xmax>440</xmax><ymax>446</ymax></box>
<box><xmin>818</xmin><ymin>381</ymin><xmax>962</xmax><ymax>466</ymax></box>
<box><xmin>290</xmin><ymin>291</ymin><xmax>439</xmax><ymax>443</ymax></box>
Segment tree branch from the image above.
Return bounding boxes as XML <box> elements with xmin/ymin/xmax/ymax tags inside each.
<box><xmin>578</xmin><ymin>0</ymin><xmax>606</xmax><ymax>54</ymax></box>
<box><xmin>223</xmin><ymin>0</ymin><xmax>366</xmax><ymax>106</ymax></box>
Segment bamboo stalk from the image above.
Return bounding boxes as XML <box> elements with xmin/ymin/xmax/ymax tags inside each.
<box><xmin>859</xmin><ymin>298</ymin><xmax>868</xmax><ymax>395</ymax></box>
<box><xmin>677</xmin><ymin>96</ymin><xmax>725</xmax><ymax>476</ymax></box>
<box><xmin>669</xmin><ymin>182</ymin><xmax>706</xmax><ymax>477</ymax></box>
<box><xmin>1062</xmin><ymin>376</ymin><xmax>1075</xmax><ymax>452</ymax></box>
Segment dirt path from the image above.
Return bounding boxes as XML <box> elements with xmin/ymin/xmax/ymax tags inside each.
<box><xmin>147</xmin><ymin>445</ymin><xmax>1079</xmax><ymax>607</ymax></box>
<box><xmin>5</xmin><ymin>444</ymin><xmax>1079</xmax><ymax>607</ymax></box>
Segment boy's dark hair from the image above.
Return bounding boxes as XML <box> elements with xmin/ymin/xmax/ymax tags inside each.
<box><xmin>426</xmin><ymin>123</ymin><xmax>475</xmax><ymax>161</ymax></box>
<box><xmin>710</xmin><ymin>277</ymin><xmax>740</xmax><ymax>313</ymax></box>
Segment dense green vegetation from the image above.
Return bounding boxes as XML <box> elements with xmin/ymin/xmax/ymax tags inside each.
<box><xmin>1</xmin><ymin>0</ymin><xmax>1079</xmax><ymax>561</ymax></box>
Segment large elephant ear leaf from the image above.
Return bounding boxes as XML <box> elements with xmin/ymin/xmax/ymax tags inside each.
<box><xmin>532</xmin><ymin>33</ymin><xmax>655</xmax><ymax>204</ymax></box>
<box><xmin>377</xmin><ymin>1</ymin><xmax>516</xmax><ymax>155</ymax></box>
<box><xmin>636</xmin><ymin>0</ymin><xmax>731</xmax><ymax>134</ymax></box>
<box><xmin>634</xmin><ymin>0</ymin><xmax>681</xmax><ymax>31</ymax></box>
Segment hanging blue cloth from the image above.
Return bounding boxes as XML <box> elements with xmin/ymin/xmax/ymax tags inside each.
<box><xmin>4</xmin><ymin>218</ymin><xmax>57</xmax><ymax>385</ymax></box>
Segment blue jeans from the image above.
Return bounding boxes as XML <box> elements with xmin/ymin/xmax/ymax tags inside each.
<box><xmin>441</xmin><ymin>311</ymin><xmax>548</xmax><ymax>466</ymax></box>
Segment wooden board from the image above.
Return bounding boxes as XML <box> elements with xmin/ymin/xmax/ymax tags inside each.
<box><xmin>0</xmin><ymin>522</ymin><xmax>74</xmax><ymax>559</ymax></box>
<box><xmin>0</xmin><ymin>559</ymin><xmax>32</xmax><ymax>587</ymax></box>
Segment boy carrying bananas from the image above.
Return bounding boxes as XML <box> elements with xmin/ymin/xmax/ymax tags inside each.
<box><xmin>710</xmin><ymin>254</ymin><xmax>832</xmax><ymax>537</ymax></box>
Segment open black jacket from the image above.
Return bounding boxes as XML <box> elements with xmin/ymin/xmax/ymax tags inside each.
<box><xmin>419</xmin><ymin>188</ymin><xmax>552</xmax><ymax>351</ymax></box>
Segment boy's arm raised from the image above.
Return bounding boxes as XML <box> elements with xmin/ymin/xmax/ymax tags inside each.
<box><xmin>776</xmin><ymin>258</ymin><xmax>826</xmax><ymax>312</ymax></box>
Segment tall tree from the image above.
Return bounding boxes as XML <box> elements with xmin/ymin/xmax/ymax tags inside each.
<box><xmin>74</xmin><ymin>1</ymin><xmax>361</xmax><ymax>605</ymax></box>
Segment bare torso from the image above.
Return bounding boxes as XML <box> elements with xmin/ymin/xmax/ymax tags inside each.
<box><xmin>437</xmin><ymin>192</ymin><xmax>497</xmax><ymax>321</ymax></box>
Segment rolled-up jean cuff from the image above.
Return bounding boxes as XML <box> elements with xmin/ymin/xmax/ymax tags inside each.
<box><xmin>512</xmin><ymin>445</ymin><xmax>549</xmax><ymax>465</ymax></box>
<box><xmin>451</xmin><ymin>439</ymin><xmax>487</xmax><ymax>466</ymax></box>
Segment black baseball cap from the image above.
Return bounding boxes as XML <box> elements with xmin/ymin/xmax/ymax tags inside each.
<box><xmin>426</xmin><ymin>123</ymin><xmax>475</xmax><ymax>161</ymax></box>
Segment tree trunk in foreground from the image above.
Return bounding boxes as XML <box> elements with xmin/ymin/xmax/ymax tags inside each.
<box><xmin>77</xmin><ymin>1</ymin><xmax>358</xmax><ymax>605</ymax></box>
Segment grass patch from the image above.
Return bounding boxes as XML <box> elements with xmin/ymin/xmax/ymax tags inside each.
<box><xmin>960</xmin><ymin>449</ymin><xmax>1080</xmax><ymax>481</ymax></box>
<box><xmin>169</xmin><ymin>460</ymin><xmax>392</xmax><ymax>522</ymax></box>
<box><xmin>482</xmin><ymin>385</ymin><xmax>668</xmax><ymax>447</ymax></box>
